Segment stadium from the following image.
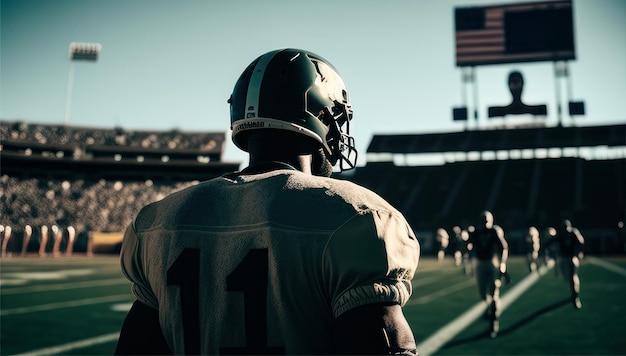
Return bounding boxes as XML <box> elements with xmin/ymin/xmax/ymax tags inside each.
<box><xmin>2</xmin><ymin>0</ymin><xmax>626</xmax><ymax>355</ymax></box>
<box><xmin>2</xmin><ymin>119</ymin><xmax>625</xmax><ymax>355</ymax></box>
<box><xmin>1</xmin><ymin>121</ymin><xmax>625</xmax><ymax>257</ymax></box>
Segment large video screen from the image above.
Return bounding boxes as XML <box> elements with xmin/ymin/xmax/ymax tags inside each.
<box><xmin>455</xmin><ymin>0</ymin><xmax>575</xmax><ymax>67</ymax></box>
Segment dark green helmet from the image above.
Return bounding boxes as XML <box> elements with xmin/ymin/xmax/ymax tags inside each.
<box><xmin>228</xmin><ymin>48</ymin><xmax>357</xmax><ymax>171</ymax></box>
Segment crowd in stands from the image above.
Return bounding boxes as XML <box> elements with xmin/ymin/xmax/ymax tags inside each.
<box><xmin>1</xmin><ymin>174</ymin><xmax>194</xmax><ymax>233</ymax></box>
<box><xmin>0</xmin><ymin>174</ymin><xmax>195</xmax><ymax>254</ymax></box>
<box><xmin>1</xmin><ymin>120</ymin><xmax>223</xmax><ymax>151</ymax></box>
<box><xmin>1</xmin><ymin>121</ymin><xmax>624</xmax><ymax>256</ymax></box>
<box><xmin>0</xmin><ymin>121</ymin><xmax>224</xmax><ymax>255</ymax></box>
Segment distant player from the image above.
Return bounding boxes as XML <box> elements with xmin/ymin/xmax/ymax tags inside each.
<box><xmin>66</xmin><ymin>226</ymin><xmax>76</xmax><ymax>256</ymax></box>
<box><xmin>460</xmin><ymin>227</ymin><xmax>474</xmax><ymax>276</ymax></box>
<box><xmin>115</xmin><ymin>48</ymin><xmax>420</xmax><ymax>355</ymax></box>
<box><xmin>451</xmin><ymin>225</ymin><xmax>463</xmax><ymax>267</ymax></box>
<box><xmin>38</xmin><ymin>225</ymin><xmax>48</xmax><ymax>257</ymax></box>
<box><xmin>525</xmin><ymin>226</ymin><xmax>541</xmax><ymax>272</ymax></box>
<box><xmin>541</xmin><ymin>226</ymin><xmax>559</xmax><ymax>273</ymax></box>
<box><xmin>543</xmin><ymin>219</ymin><xmax>585</xmax><ymax>309</ymax></box>
<box><xmin>436</xmin><ymin>227</ymin><xmax>450</xmax><ymax>263</ymax></box>
<box><xmin>1</xmin><ymin>225</ymin><xmax>11</xmax><ymax>257</ymax></box>
<box><xmin>467</xmin><ymin>210</ymin><xmax>509</xmax><ymax>338</ymax></box>
<box><xmin>51</xmin><ymin>225</ymin><xmax>63</xmax><ymax>257</ymax></box>
<box><xmin>21</xmin><ymin>225</ymin><xmax>32</xmax><ymax>257</ymax></box>
<box><xmin>451</xmin><ymin>225</ymin><xmax>473</xmax><ymax>275</ymax></box>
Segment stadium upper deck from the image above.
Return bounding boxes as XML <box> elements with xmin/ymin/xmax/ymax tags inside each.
<box><xmin>367</xmin><ymin>124</ymin><xmax>626</xmax><ymax>155</ymax></box>
<box><xmin>1</xmin><ymin>121</ymin><xmax>240</xmax><ymax>180</ymax></box>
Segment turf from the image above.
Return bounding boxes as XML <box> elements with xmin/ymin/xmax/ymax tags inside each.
<box><xmin>1</xmin><ymin>255</ymin><xmax>625</xmax><ymax>355</ymax></box>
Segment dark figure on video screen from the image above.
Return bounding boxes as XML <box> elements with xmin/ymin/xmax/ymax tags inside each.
<box><xmin>467</xmin><ymin>210</ymin><xmax>509</xmax><ymax>338</ymax></box>
<box><xmin>115</xmin><ymin>48</ymin><xmax>421</xmax><ymax>355</ymax></box>
<box><xmin>543</xmin><ymin>219</ymin><xmax>585</xmax><ymax>309</ymax></box>
<box><xmin>488</xmin><ymin>70</ymin><xmax>547</xmax><ymax>117</ymax></box>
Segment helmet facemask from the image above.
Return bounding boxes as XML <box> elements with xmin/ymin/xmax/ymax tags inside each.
<box><xmin>321</xmin><ymin>103</ymin><xmax>357</xmax><ymax>171</ymax></box>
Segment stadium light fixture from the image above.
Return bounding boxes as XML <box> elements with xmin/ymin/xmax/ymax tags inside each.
<box><xmin>65</xmin><ymin>42</ymin><xmax>102</xmax><ymax>125</ymax></box>
<box><xmin>69</xmin><ymin>42</ymin><xmax>102</xmax><ymax>61</ymax></box>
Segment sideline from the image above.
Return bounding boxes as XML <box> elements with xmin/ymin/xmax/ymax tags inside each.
<box><xmin>416</xmin><ymin>262</ymin><xmax>554</xmax><ymax>356</ymax></box>
<box><xmin>12</xmin><ymin>332</ymin><xmax>120</xmax><ymax>356</ymax></box>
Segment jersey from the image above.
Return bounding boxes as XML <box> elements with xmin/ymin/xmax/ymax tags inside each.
<box><xmin>469</xmin><ymin>225</ymin><xmax>508</xmax><ymax>261</ymax></box>
<box><xmin>554</xmin><ymin>228</ymin><xmax>584</xmax><ymax>257</ymax></box>
<box><xmin>120</xmin><ymin>166</ymin><xmax>420</xmax><ymax>355</ymax></box>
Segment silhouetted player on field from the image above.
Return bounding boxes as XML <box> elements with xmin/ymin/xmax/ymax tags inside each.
<box><xmin>467</xmin><ymin>210</ymin><xmax>509</xmax><ymax>338</ymax></box>
<box><xmin>543</xmin><ymin>219</ymin><xmax>585</xmax><ymax>309</ymax></box>
<box><xmin>525</xmin><ymin>226</ymin><xmax>541</xmax><ymax>272</ymax></box>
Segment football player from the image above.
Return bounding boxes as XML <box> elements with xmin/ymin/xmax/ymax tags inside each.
<box><xmin>38</xmin><ymin>225</ymin><xmax>48</xmax><ymax>257</ymax></box>
<box><xmin>436</xmin><ymin>227</ymin><xmax>449</xmax><ymax>264</ymax></box>
<box><xmin>115</xmin><ymin>48</ymin><xmax>421</xmax><ymax>355</ymax></box>
<box><xmin>543</xmin><ymin>219</ymin><xmax>585</xmax><ymax>309</ymax></box>
<box><xmin>525</xmin><ymin>226</ymin><xmax>541</xmax><ymax>272</ymax></box>
<box><xmin>467</xmin><ymin>210</ymin><xmax>509</xmax><ymax>338</ymax></box>
<box><xmin>21</xmin><ymin>225</ymin><xmax>32</xmax><ymax>257</ymax></box>
<box><xmin>1</xmin><ymin>225</ymin><xmax>10</xmax><ymax>257</ymax></box>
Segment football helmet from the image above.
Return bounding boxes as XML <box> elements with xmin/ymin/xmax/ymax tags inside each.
<box><xmin>228</xmin><ymin>48</ymin><xmax>357</xmax><ymax>171</ymax></box>
<box><xmin>480</xmin><ymin>210</ymin><xmax>494</xmax><ymax>229</ymax></box>
<box><xmin>560</xmin><ymin>219</ymin><xmax>573</xmax><ymax>232</ymax></box>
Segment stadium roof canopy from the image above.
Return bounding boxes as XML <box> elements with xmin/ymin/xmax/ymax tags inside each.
<box><xmin>367</xmin><ymin>124</ymin><xmax>626</xmax><ymax>154</ymax></box>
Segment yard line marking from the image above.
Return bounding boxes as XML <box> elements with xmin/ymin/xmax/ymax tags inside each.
<box><xmin>414</xmin><ymin>272</ymin><xmax>467</xmax><ymax>288</ymax></box>
<box><xmin>416</xmin><ymin>263</ymin><xmax>554</xmax><ymax>356</ymax></box>
<box><xmin>13</xmin><ymin>332</ymin><xmax>120</xmax><ymax>356</ymax></box>
<box><xmin>410</xmin><ymin>278</ymin><xmax>475</xmax><ymax>304</ymax></box>
<box><xmin>3</xmin><ymin>269</ymin><xmax>94</xmax><ymax>280</ymax></box>
<box><xmin>586</xmin><ymin>256</ymin><xmax>626</xmax><ymax>280</ymax></box>
<box><xmin>111</xmin><ymin>302</ymin><xmax>133</xmax><ymax>312</ymax></box>
<box><xmin>417</xmin><ymin>264</ymin><xmax>464</xmax><ymax>273</ymax></box>
<box><xmin>416</xmin><ymin>295</ymin><xmax>487</xmax><ymax>356</ymax></box>
<box><xmin>0</xmin><ymin>294</ymin><xmax>134</xmax><ymax>316</ymax></box>
<box><xmin>1</xmin><ymin>278</ymin><xmax>129</xmax><ymax>295</ymax></box>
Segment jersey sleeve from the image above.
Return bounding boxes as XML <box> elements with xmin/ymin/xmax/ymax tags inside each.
<box><xmin>322</xmin><ymin>210</ymin><xmax>420</xmax><ymax>318</ymax></box>
<box><xmin>120</xmin><ymin>223</ymin><xmax>159</xmax><ymax>309</ymax></box>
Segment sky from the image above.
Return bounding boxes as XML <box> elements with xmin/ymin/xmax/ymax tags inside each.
<box><xmin>1</xmin><ymin>0</ymin><xmax>625</xmax><ymax>168</ymax></box>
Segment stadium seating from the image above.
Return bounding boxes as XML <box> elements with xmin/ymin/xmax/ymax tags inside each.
<box><xmin>1</xmin><ymin>121</ymin><xmax>624</xmax><ymax>256</ymax></box>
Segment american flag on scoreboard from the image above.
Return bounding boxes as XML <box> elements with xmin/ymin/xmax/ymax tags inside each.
<box><xmin>454</xmin><ymin>0</ymin><xmax>575</xmax><ymax>67</ymax></box>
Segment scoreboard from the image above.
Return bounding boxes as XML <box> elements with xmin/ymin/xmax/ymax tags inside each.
<box><xmin>454</xmin><ymin>0</ymin><xmax>575</xmax><ymax>67</ymax></box>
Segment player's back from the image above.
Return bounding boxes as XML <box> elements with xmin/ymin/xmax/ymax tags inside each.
<box><xmin>470</xmin><ymin>227</ymin><xmax>501</xmax><ymax>260</ymax></box>
<box><xmin>121</xmin><ymin>167</ymin><xmax>418</xmax><ymax>354</ymax></box>
<box><xmin>556</xmin><ymin>228</ymin><xmax>582</xmax><ymax>257</ymax></box>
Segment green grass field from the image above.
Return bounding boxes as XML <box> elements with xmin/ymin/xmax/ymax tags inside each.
<box><xmin>1</xmin><ymin>254</ymin><xmax>625</xmax><ymax>355</ymax></box>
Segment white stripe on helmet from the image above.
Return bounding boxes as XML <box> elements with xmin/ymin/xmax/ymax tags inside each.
<box><xmin>245</xmin><ymin>49</ymin><xmax>282</xmax><ymax>120</ymax></box>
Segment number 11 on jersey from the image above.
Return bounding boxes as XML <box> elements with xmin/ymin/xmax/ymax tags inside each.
<box><xmin>167</xmin><ymin>248</ymin><xmax>285</xmax><ymax>355</ymax></box>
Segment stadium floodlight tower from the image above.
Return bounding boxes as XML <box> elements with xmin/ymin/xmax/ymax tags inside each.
<box><xmin>65</xmin><ymin>42</ymin><xmax>101</xmax><ymax>125</ymax></box>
